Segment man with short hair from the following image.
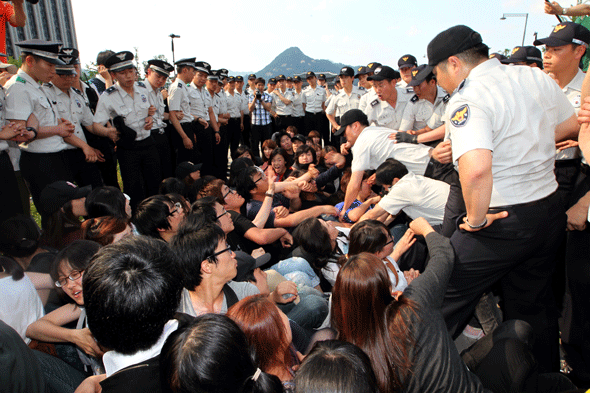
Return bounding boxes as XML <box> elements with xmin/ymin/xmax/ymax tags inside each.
<box><xmin>503</xmin><ymin>46</ymin><xmax>543</xmax><ymax>68</ymax></box>
<box><xmin>88</xmin><ymin>50</ymin><xmax>115</xmax><ymax>95</ymax></box>
<box><xmin>427</xmin><ymin>25</ymin><xmax>579</xmax><ymax>372</ymax></box>
<box><xmin>236</xmin><ymin>75</ymin><xmax>251</xmax><ymax>146</ymax></box>
<box><xmin>248</xmin><ymin>77</ymin><xmax>273</xmax><ymax>157</ymax></box>
<box><xmin>326</xmin><ymin>66</ymin><xmax>366</xmax><ymax>144</ymax></box>
<box><xmin>358</xmin><ymin>62</ymin><xmax>382</xmax><ymax>113</ymax></box>
<box><xmin>225</xmin><ymin>76</ymin><xmax>244</xmax><ymax>157</ymax></box>
<box><xmin>93</xmin><ymin>51</ymin><xmax>160</xmax><ymax>211</ymax></box>
<box><xmin>302</xmin><ymin>71</ymin><xmax>327</xmax><ymax>142</ymax></box>
<box><xmin>133</xmin><ymin>194</ymin><xmax>185</xmax><ymax>242</ymax></box>
<box><xmin>397</xmin><ymin>54</ymin><xmax>418</xmax><ymax>101</ymax></box>
<box><xmin>363</xmin><ymin>66</ymin><xmax>410</xmax><ymax>130</ymax></box>
<box><xmin>271</xmin><ymin>74</ymin><xmax>293</xmax><ymax>131</ymax></box>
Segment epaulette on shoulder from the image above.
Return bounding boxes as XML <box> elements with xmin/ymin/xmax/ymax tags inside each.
<box><xmin>410</xmin><ymin>95</ymin><xmax>419</xmax><ymax>103</ymax></box>
<box><xmin>43</xmin><ymin>82</ymin><xmax>53</xmax><ymax>88</ymax></box>
<box><xmin>72</xmin><ymin>87</ymin><xmax>83</xmax><ymax>96</ymax></box>
<box><xmin>137</xmin><ymin>81</ymin><xmax>146</xmax><ymax>88</ymax></box>
<box><xmin>358</xmin><ymin>86</ymin><xmax>366</xmax><ymax>91</ymax></box>
<box><xmin>370</xmin><ymin>99</ymin><xmax>379</xmax><ymax>107</ymax></box>
<box><xmin>443</xmin><ymin>94</ymin><xmax>451</xmax><ymax>103</ymax></box>
<box><xmin>177</xmin><ymin>82</ymin><xmax>183</xmax><ymax>88</ymax></box>
<box><xmin>105</xmin><ymin>86</ymin><xmax>117</xmax><ymax>95</ymax></box>
<box><xmin>458</xmin><ymin>80</ymin><xmax>466</xmax><ymax>92</ymax></box>
<box><xmin>16</xmin><ymin>76</ymin><xmax>26</xmax><ymax>84</ymax></box>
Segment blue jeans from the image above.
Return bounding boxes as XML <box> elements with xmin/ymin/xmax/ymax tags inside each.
<box><xmin>278</xmin><ymin>286</ymin><xmax>328</xmax><ymax>331</ymax></box>
<box><xmin>270</xmin><ymin>257</ymin><xmax>320</xmax><ymax>289</ymax></box>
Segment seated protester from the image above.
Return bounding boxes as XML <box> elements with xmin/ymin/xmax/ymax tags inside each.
<box><xmin>348</xmin><ymin>220</ymin><xmax>418</xmax><ymax>292</ymax></box>
<box><xmin>359</xmin><ymin>158</ymin><xmax>450</xmax><ymax>227</ymax></box>
<box><xmin>228</xmin><ymin>157</ymin><xmax>255</xmax><ymax>188</ymax></box>
<box><xmin>79</xmin><ymin>236</ymin><xmax>183</xmax><ymax>393</ymax></box>
<box><xmin>158</xmin><ymin>177</ymin><xmax>187</xmax><ymax>199</ymax></box>
<box><xmin>171</xmin><ymin>224</ymin><xmax>299</xmax><ymax>317</ymax></box>
<box><xmin>269</xmin><ymin>147</ymin><xmax>293</xmax><ymax>182</ymax></box>
<box><xmin>294</xmin><ymin>340</ymin><xmax>380</xmax><ymax>393</ymax></box>
<box><xmin>276</xmin><ymin>131</ymin><xmax>295</xmax><ymax>162</ymax></box>
<box><xmin>234</xmin><ymin>253</ymin><xmax>328</xmax><ymax>332</ymax></box>
<box><xmin>235</xmin><ymin>165</ymin><xmax>337</xmax><ymax>229</ymax></box>
<box><xmin>307</xmin><ymin>130</ymin><xmax>322</xmax><ymax>146</ymax></box>
<box><xmin>160</xmin><ymin>314</ymin><xmax>282</xmax><ymax>393</ymax></box>
<box><xmin>39</xmin><ymin>181</ymin><xmax>92</xmax><ymax>250</ymax></box>
<box><xmin>133</xmin><ymin>194</ymin><xmax>186</xmax><ymax>242</ymax></box>
<box><xmin>196</xmin><ymin>181</ymin><xmax>293</xmax><ymax>256</ymax></box>
<box><xmin>26</xmin><ymin>241</ymin><xmax>104</xmax><ymax>383</ymax></box>
<box><xmin>233</xmin><ymin>144</ymin><xmax>263</xmax><ymax>166</ymax></box>
<box><xmin>85</xmin><ymin>186</ymin><xmax>132</xmax><ymax>219</ymax></box>
<box><xmin>292</xmin><ymin>144</ymin><xmax>318</xmax><ymax>172</ymax></box>
<box><xmin>227</xmin><ymin>295</ymin><xmax>303</xmax><ymax>389</ymax></box>
<box><xmin>0</xmin><ymin>215</ymin><xmax>59</xmax><ymax>307</ymax></box>
<box><xmin>335</xmin><ymin>170</ymin><xmax>379</xmax><ymax>224</ymax></box>
<box><xmin>190</xmin><ymin>196</ymin><xmax>235</xmax><ymax>235</ymax></box>
<box><xmin>167</xmin><ymin>193</ymin><xmax>190</xmax><ymax>214</ymax></box>
<box><xmin>292</xmin><ymin>217</ymin><xmax>347</xmax><ymax>291</ymax></box>
<box><xmin>175</xmin><ymin>161</ymin><xmax>201</xmax><ymax>203</ymax></box>
<box><xmin>81</xmin><ymin>216</ymin><xmax>133</xmax><ymax>246</ymax></box>
<box><xmin>260</xmin><ymin>139</ymin><xmax>277</xmax><ymax>172</ymax></box>
<box><xmin>291</xmin><ymin>134</ymin><xmax>306</xmax><ymax>156</ymax></box>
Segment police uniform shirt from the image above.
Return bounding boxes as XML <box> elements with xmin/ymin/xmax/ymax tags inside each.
<box><xmin>351</xmin><ymin>125</ymin><xmax>432</xmax><ymax>175</ymax></box>
<box><xmin>364</xmin><ymin>87</ymin><xmax>409</xmax><ymax>130</ymax></box>
<box><xmin>446</xmin><ymin>58</ymin><xmax>574</xmax><ymax>207</ymax></box>
<box><xmin>557</xmin><ymin>68</ymin><xmax>585</xmax><ymax>161</ymax></box>
<box><xmin>188</xmin><ymin>82</ymin><xmax>208</xmax><ymax>120</ymax></box>
<box><xmin>237</xmin><ymin>89</ymin><xmax>249</xmax><ymax>115</ymax></box>
<box><xmin>225</xmin><ymin>90</ymin><xmax>242</xmax><ymax>118</ymax></box>
<box><xmin>202</xmin><ymin>89</ymin><xmax>215</xmax><ymax>122</ymax></box>
<box><xmin>42</xmin><ymin>83</ymin><xmax>94</xmax><ymax>148</ymax></box>
<box><xmin>145</xmin><ymin>82</ymin><xmax>167</xmax><ymax>131</ymax></box>
<box><xmin>358</xmin><ymin>87</ymin><xmax>377</xmax><ymax>113</ymax></box>
<box><xmin>399</xmin><ymin>86</ymin><xmax>448</xmax><ymax>132</ymax></box>
<box><xmin>94</xmin><ymin>82</ymin><xmax>152</xmax><ymax>141</ymax></box>
<box><xmin>271</xmin><ymin>88</ymin><xmax>293</xmax><ymax>116</ymax></box>
<box><xmin>326</xmin><ymin>85</ymin><xmax>366</xmax><ymax>117</ymax></box>
<box><xmin>167</xmin><ymin>78</ymin><xmax>194</xmax><ymax>123</ymax></box>
<box><xmin>302</xmin><ymin>85</ymin><xmax>327</xmax><ymax>113</ymax></box>
<box><xmin>291</xmin><ymin>89</ymin><xmax>305</xmax><ymax>118</ymax></box>
<box><xmin>5</xmin><ymin>69</ymin><xmax>66</xmax><ymax>153</ymax></box>
<box><xmin>427</xmin><ymin>89</ymin><xmax>450</xmax><ymax>130</ymax></box>
<box><xmin>396</xmin><ymin>80</ymin><xmax>415</xmax><ymax>102</ymax></box>
<box><xmin>217</xmin><ymin>91</ymin><xmax>228</xmax><ymax>117</ymax></box>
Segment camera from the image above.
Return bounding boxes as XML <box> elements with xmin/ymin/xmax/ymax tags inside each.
<box><xmin>255</xmin><ymin>89</ymin><xmax>262</xmax><ymax>100</ymax></box>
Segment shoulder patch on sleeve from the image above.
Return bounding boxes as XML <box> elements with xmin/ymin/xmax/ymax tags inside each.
<box><xmin>137</xmin><ymin>81</ymin><xmax>146</xmax><ymax>88</ymax></box>
<box><xmin>410</xmin><ymin>95</ymin><xmax>419</xmax><ymax>103</ymax></box>
<box><xmin>370</xmin><ymin>99</ymin><xmax>379</xmax><ymax>107</ymax></box>
<box><xmin>16</xmin><ymin>76</ymin><xmax>26</xmax><ymax>84</ymax></box>
<box><xmin>449</xmin><ymin>104</ymin><xmax>470</xmax><ymax>128</ymax></box>
<box><xmin>443</xmin><ymin>94</ymin><xmax>451</xmax><ymax>103</ymax></box>
<box><xmin>105</xmin><ymin>86</ymin><xmax>116</xmax><ymax>95</ymax></box>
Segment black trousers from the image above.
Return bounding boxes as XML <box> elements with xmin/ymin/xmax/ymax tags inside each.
<box><xmin>117</xmin><ymin>138</ymin><xmax>161</xmax><ymax>211</ymax></box>
<box><xmin>227</xmin><ymin>118</ymin><xmax>242</xmax><ymax>158</ymax></box>
<box><xmin>304</xmin><ymin>111</ymin><xmax>325</xmax><ymax>142</ymax></box>
<box><xmin>275</xmin><ymin>115</ymin><xmax>292</xmax><ymax>132</ymax></box>
<box><xmin>0</xmin><ymin>150</ymin><xmax>23</xmax><ymax>224</ymax></box>
<box><xmin>172</xmin><ymin>122</ymin><xmax>200</xmax><ymax>165</ymax></box>
<box><xmin>194</xmin><ymin>122</ymin><xmax>214</xmax><ymax>177</ymax></box>
<box><xmin>20</xmin><ymin>150</ymin><xmax>74</xmax><ymax>220</ymax></box>
<box><xmin>86</xmin><ymin>136</ymin><xmax>119</xmax><ymax>189</ymax></box>
<box><xmin>292</xmin><ymin>116</ymin><xmax>305</xmax><ymax>136</ymax></box>
<box><xmin>212</xmin><ymin>124</ymin><xmax>229</xmax><ymax>181</ymax></box>
<box><xmin>151</xmin><ymin>129</ymin><xmax>174</xmax><ymax>179</ymax></box>
<box><xmin>63</xmin><ymin>149</ymin><xmax>104</xmax><ymax>189</ymax></box>
<box><xmin>443</xmin><ymin>192</ymin><xmax>565</xmax><ymax>373</ymax></box>
<box><xmin>242</xmin><ymin>114</ymin><xmax>251</xmax><ymax>147</ymax></box>
<box><xmin>250</xmin><ymin>123</ymin><xmax>272</xmax><ymax>158</ymax></box>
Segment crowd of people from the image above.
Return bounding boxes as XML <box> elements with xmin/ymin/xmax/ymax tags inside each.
<box><xmin>1</xmin><ymin>1</ymin><xmax>590</xmax><ymax>391</ymax></box>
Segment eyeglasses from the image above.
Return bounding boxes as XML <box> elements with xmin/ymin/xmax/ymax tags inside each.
<box><xmin>167</xmin><ymin>202</ymin><xmax>182</xmax><ymax>217</ymax></box>
<box><xmin>216</xmin><ymin>207</ymin><xmax>229</xmax><ymax>220</ymax></box>
<box><xmin>55</xmin><ymin>270</ymin><xmax>83</xmax><ymax>288</ymax></box>
<box><xmin>385</xmin><ymin>238</ymin><xmax>394</xmax><ymax>246</ymax></box>
<box><xmin>223</xmin><ymin>188</ymin><xmax>236</xmax><ymax>199</ymax></box>
<box><xmin>253</xmin><ymin>167</ymin><xmax>266</xmax><ymax>184</ymax></box>
<box><xmin>207</xmin><ymin>244</ymin><xmax>232</xmax><ymax>261</ymax></box>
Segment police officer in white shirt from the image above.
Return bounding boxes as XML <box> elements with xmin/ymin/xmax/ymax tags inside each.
<box><xmin>302</xmin><ymin>71</ymin><xmax>327</xmax><ymax>142</ymax></box>
<box><xmin>358</xmin><ymin>62</ymin><xmax>382</xmax><ymax>113</ymax></box>
<box><xmin>271</xmin><ymin>74</ymin><xmax>293</xmax><ymax>131</ymax></box>
<box><xmin>235</xmin><ymin>75</ymin><xmax>251</xmax><ymax>146</ymax></box>
<box><xmin>397</xmin><ymin>55</ymin><xmax>418</xmax><ymax>102</ymax></box>
<box><xmin>290</xmin><ymin>76</ymin><xmax>305</xmax><ymax>134</ymax></box>
<box><xmin>225</xmin><ymin>76</ymin><xmax>244</xmax><ymax>157</ymax></box>
<box><xmin>145</xmin><ymin>59</ymin><xmax>175</xmax><ymax>179</ymax></box>
<box><xmin>426</xmin><ymin>25</ymin><xmax>579</xmax><ymax>372</ymax></box>
<box><xmin>93</xmin><ymin>51</ymin><xmax>160</xmax><ymax>210</ymax></box>
<box><xmin>5</xmin><ymin>39</ymin><xmax>76</xmax><ymax>214</ymax></box>
<box><xmin>43</xmin><ymin>48</ymin><xmax>104</xmax><ymax>189</ymax></box>
<box><xmin>326</xmin><ymin>66</ymin><xmax>366</xmax><ymax>146</ymax></box>
<box><xmin>202</xmin><ymin>71</ymin><xmax>222</xmax><ymax>177</ymax></box>
<box><xmin>364</xmin><ymin>66</ymin><xmax>409</xmax><ymax>130</ymax></box>
<box><xmin>168</xmin><ymin>58</ymin><xmax>198</xmax><ymax>165</ymax></box>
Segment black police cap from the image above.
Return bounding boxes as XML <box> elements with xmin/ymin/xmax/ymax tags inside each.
<box><xmin>147</xmin><ymin>59</ymin><xmax>174</xmax><ymax>76</ymax></box>
<box><xmin>398</xmin><ymin>55</ymin><xmax>417</xmax><ymax>68</ymax></box>
<box><xmin>105</xmin><ymin>51</ymin><xmax>135</xmax><ymax>72</ymax></box>
<box><xmin>16</xmin><ymin>39</ymin><xmax>64</xmax><ymax>65</ymax></box>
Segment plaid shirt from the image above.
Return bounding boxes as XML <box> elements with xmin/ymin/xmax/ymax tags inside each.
<box><xmin>248</xmin><ymin>92</ymin><xmax>273</xmax><ymax>126</ymax></box>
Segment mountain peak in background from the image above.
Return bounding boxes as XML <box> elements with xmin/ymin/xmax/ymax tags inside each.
<box><xmin>254</xmin><ymin>46</ymin><xmax>351</xmax><ymax>78</ymax></box>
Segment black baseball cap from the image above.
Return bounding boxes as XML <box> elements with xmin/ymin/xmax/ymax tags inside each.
<box><xmin>318</xmin><ymin>73</ymin><xmax>327</xmax><ymax>81</ymax></box>
<box><xmin>408</xmin><ymin>65</ymin><xmax>433</xmax><ymax>87</ymax></box>
<box><xmin>366</xmin><ymin>62</ymin><xmax>381</xmax><ymax>72</ymax></box>
<box><xmin>355</xmin><ymin>66</ymin><xmax>369</xmax><ymax>78</ymax></box>
<box><xmin>534</xmin><ymin>22</ymin><xmax>590</xmax><ymax>48</ymax></box>
<box><xmin>248</xmin><ymin>74</ymin><xmax>256</xmax><ymax>80</ymax></box>
<box><xmin>276</xmin><ymin>74</ymin><xmax>286</xmax><ymax>81</ymax></box>
<box><xmin>286</xmin><ymin>76</ymin><xmax>293</xmax><ymax>82</ymax></box>
<box><xmin>39</xmin><ymin>181</ymin><xmax>91</xmax><ymax>216</ymax></box>
<box><xmin>334</xmin><ymin>109</ymin><xmax>367</xmax><ymax>136</ymax></box>
<box><xmin>489</xmin><ymin>53</ymin><xmax>508</xmax><ymax>62</ymax></box>
<box><xmin>398</xmin><ymin>54</ymin><xmax>417</xmax><ymax>68</ymax></box>
<box><xmin>235</xmin><ymin>75</ymin><xmax>244</xmax><ymax>82</ymax></box>
<box><xmin>504</xmin><ymin>46</ymin><xmax>543</xmax><ymax>68</ymax></box>
<box><xmin>367</xmin><ymin>65</ymin><xmax>398</xmax><ymax>81</ymax></box>
<box><xmin>269</xmin><ymin>78</ymin><xmax>277</xmax><ymax>85</ymax></box>
<box><xmin>306</xmin><ymin>71</ymin><xmax>316</xmax><ymax>79</ymax></box>
<box><xmin>234</xmin><ymin>251</ymin><xmax>271</xmax><ymax>282</ymax></box>
<box><xmin>291</xmin><ymin>134</ymin><xmax>307</xmax><ymax>143</ymax></box>
<box><xmin>339</xmin><ymin>66</ymin><xmax>354</xmax><ymax>77</ymax></box>
<box><xmin>425</xmin><ymin>25</ymin><xmax>487</xmax><ymax>73</ymax></box>
<box><xmin>293</xmin><ymin>76</ymin><xmax>302</xmax><ymax>82</ymax></box>
<box><xmin>176</xmin><ymin>161</ymin><xmax>202</xmax><ymax>180</ymax></box>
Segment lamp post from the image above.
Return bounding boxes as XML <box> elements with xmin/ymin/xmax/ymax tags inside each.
<box><xmin>500</xmin><ymin>13</ymin><xmax>529</xmax><ymax>46</ymax></box>
<box><xmin>169</xmin><ymin>34</ymin><xmax>180</xmax><ymax>66</ymax></box>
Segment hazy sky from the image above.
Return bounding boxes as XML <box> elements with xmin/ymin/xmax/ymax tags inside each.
<box><xmin>72</xmin><ymin>0</ymin><xmax>571</xmax><ymax>73</ymax></box>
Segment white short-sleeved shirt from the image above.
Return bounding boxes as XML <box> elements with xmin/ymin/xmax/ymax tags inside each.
<box><xmin>302</xmin><ymin>85</ymin><xmax>327</xmax><ymax>113</ymax></box>
<box><xmin>0</xmin><ymin>275</ymin><xmax>44</xmax><ymax>344</ymax></box>
<box><xmin>225</xmin><ymin>90</ymin><xmax>242</xmax><ymax>118</ymax></box>
<box><xmin>447</xmin><ymin>59</ymin><xmax>574</xmax><ymax>206</ymax></box>
<box><xmin>556</xmin><ymin>68</ymin><xmax>585</xmax><ymax>160</ymax></box>
<box><xmin>326</xmin><ymin>85</ymin><xmax>366</xmax><ymax>117</ymax></box>
<box><xmin>271</xmin><ymin>88</ymin><xmax>294</xmax><ymax>116</ymax></box>
<box><xmin>203</xmin><ymin>89</ymin><xmax>216</xmax><ymax>122</ymax></box>
<box><xmin>188</xmin><ymin>83</ymin><xmax>208</xmax><ymax>120</ymax></box>
<box><xmin>399</xmin><ymin>86</ymin><xmax>449</xmax><ymax>132</ymax></box>
<box><xmin>364</xmin><ymin>88</ymin><xmax>410</xmax><ymax>130</ymax></box>
<box><xmin>94</xmin><ymin>82</ymin><xmax>152</xmax><ymax>141</ymax></box>
<box><xmin>351</xmin><ymin>125</ymin><xmax>432</xmax><ymax>175</ymax></box>
<box><xmin>217</xmin><ymin>91</ymin><xmax>228</xmax><ymax>116</ymax></box>
<box><xmin>42</xmin><ymin>83</ymin><xmax>94</xmax><ymax>149</ymax></box>
<box><xmin>378</xmin><ymin>171</ymin><xmax>450</xmax><ymax>225</ymax></box>
<box><xmin>358</xmin><ymin>87</ymin><xmax>377</xmax><ymax>113</ymax></box>
<box><xmin>291</xmin><ymin>89</ymin><xmax>305</xmax><ymax>117</ymax></box>
<box><xmin>396</xmin><ymin>79</ymin><xmax>416</xmax><ymax>102</ymax></box>
<box><xmin>144</xmin><ymin>81</ymin><xmax>166</xmax><ymax>131</ymax></box>
<box><xmin>5</xmin><ymin>70</ymin><xmax>67</xmax><ymax>153</ymax></box>
<box><xmin>167</xmin><ymin>79</ymin><xmax>194</xmax><ymax>123</ymax></box>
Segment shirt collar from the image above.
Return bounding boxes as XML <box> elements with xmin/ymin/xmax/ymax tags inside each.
<box><xmin>564</xmin><ymin>68</ymin><xmax>585</xmax><ymax>93</ymax></box>
<box><xmin>17</xmin><ymin>68</ymin><xmax>42</xmax><ymax>88</ymax></box>
<box><xmin>102</xmin><ymin>319</ymin><xmax>178</xmax><ymax>377</ymax></box>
